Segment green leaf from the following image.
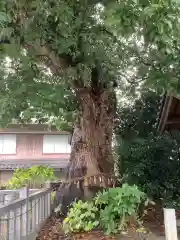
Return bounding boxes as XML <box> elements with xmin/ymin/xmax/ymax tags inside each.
<box><xmin>0</xmin><ymin>12</ymin><xmax>10</xmax><ymax>22</ymax></box>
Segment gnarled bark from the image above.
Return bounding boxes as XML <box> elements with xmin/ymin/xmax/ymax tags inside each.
<box><xmin>56</xmin><ymin>86</ymin><xmax>116</xmax><ymax>214</ymax></box>
<box><xmin>70</xmin><ymin>88</ymin><xmax>115</xmax><ymax>176</ymax></box>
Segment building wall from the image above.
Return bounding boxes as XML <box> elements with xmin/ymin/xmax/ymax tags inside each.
<box><xmin>0</xmin><ymin>134</ymin><xmax>70</xmax><ymax>160</ymax></box>
<box><xmin>0</xmin><ymin>170</ymin><xmax>13</xmax><ymax>186</ymax></box>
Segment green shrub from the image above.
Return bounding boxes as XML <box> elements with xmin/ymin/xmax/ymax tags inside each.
<box><xmin>63</xmin><ymin>184</ymin><xmax>147</xmax><ymax>235</ymax></box>
<box><xmin>95</xmin><ymin>184</ymin><xmax>146</xmax><ymax>235</ymax></box>
<box><xmin>63</xmin><ymin>200</ymin><xmax>99</xmax><ymax>233</ymax></box>
<box><xmin>7</xmin><ymin>165</ymin><xmax>56</xmax><ymax>189</ymax></box>
<box><xmin>118</xmin><ymin>132</ymin><xmax>180</xmax><ymax>208</ymax></box>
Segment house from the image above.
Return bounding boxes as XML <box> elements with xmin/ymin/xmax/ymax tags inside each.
<box><xmin>157</xmin><ymin>93</ymin><xmax>180</xmax><ymax>132</ymax></box>
<box><xmin>0</xmin><ymin>124</ymin><xmax>71</xmax><ymax>185</ymax></box>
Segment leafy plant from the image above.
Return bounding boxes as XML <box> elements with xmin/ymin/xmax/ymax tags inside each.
<box><xmin>63</xmin><ymin>200</ymin><xmax>99</xmax><ymax>233</ymax></box>
<box><xmin>118</xmin><ymin>132</ymin><xmax>180</xmax><ymax>208</ymax></box>
<box><xmin>0</xmin><ymin>0</ymin><xmax>180</xmax><ymax>198</ymax></box>
<box><xmin>7</xmin><ymin>165</ymin><xmax>56</xmax><ymax>189</ymax></box>
<box><xmin>94</xmin><ymin>184</ymin><xmax>146</xmax><ymax>235</ymax></box>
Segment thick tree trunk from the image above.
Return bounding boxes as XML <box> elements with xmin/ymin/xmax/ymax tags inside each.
<box><xmin>69</xmin><ymin>88</ymin><xmax>115</xmax><ymax>177</ymax></box>
<box><xmin>56</xmin><ymin>86</ymin><xmax>116</xmax><ymax>214</ymax></box>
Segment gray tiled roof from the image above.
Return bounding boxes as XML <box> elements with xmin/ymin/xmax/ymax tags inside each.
<box><xmin>0</xmin><ymin>124</ymin><xmax>71</xmax><ymax>134</ymax></box>
<box><xmin>0</xmin><ymin>159</ymin><xmax>69</xmax><ymax>170</ymax></box>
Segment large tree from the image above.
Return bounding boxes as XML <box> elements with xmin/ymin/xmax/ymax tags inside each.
<box><xmin>0</xmin><ymin>0</ymin><xmax>180</xmax><ymax>199</ymax></box>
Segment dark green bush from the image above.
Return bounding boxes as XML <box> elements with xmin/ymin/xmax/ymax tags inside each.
<box><xmin>118</xmin><ymin>132</ymin><xmax>180</xmax><ymax>208</ymax></box>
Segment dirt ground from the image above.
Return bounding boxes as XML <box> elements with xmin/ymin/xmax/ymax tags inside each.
<box><xmin>36</xmin><ymin>216</ymin><xmax>168</xmax><ymax>240</ymax></box>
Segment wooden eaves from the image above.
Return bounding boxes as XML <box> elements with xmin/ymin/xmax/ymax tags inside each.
<box><xmin>157</xmin><ymin>92</ymin><xmax>180</xmax><ymax>132</ymax></box>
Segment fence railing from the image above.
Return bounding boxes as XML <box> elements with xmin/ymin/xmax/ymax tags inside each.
<box><xmin>0</xmin><ymin>186</ymin><xmax>52</xmax><ymax>240</ymax></box>
<box><xmin>0</xmin><ymin>189</ymin><xmax>39</xmax><ymax>206</ymax></box>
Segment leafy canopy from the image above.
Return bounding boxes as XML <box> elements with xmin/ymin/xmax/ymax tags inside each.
<box><xmin>0</xmin><ymin>1</ymin><xmax>180</xmax><ymax>126</ymax></box>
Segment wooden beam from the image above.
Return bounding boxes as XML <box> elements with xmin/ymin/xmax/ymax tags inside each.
<box><xmin>166</xmin><ymin>120</ymin><xmax>180</xmax><ymax>125</ymax></box>
<box><xmin>174</xmin><ymin>95</ymin><xmax>180</xmax><ymax>101</ymax></box>
<box><xmin>158</xmin><ymin>95</ymin><xmax>173</xmax><ymax>132</ymax></box>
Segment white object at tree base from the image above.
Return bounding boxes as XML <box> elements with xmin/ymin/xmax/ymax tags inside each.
<box><xmin>164</xmin><ymin>208</ymin><xmax>178</xmax><ymax>240</ymax></box>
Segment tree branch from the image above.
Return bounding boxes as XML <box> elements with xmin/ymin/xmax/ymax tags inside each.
<box><xmin>26</xmin><ymin>44</ymin><xmax>69</xmax><ymax>75</ymax></box>
<box><xmin>119</xmin><ymin>72</ymin><xmax>146</xmax><ymax>85</ymax></box>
